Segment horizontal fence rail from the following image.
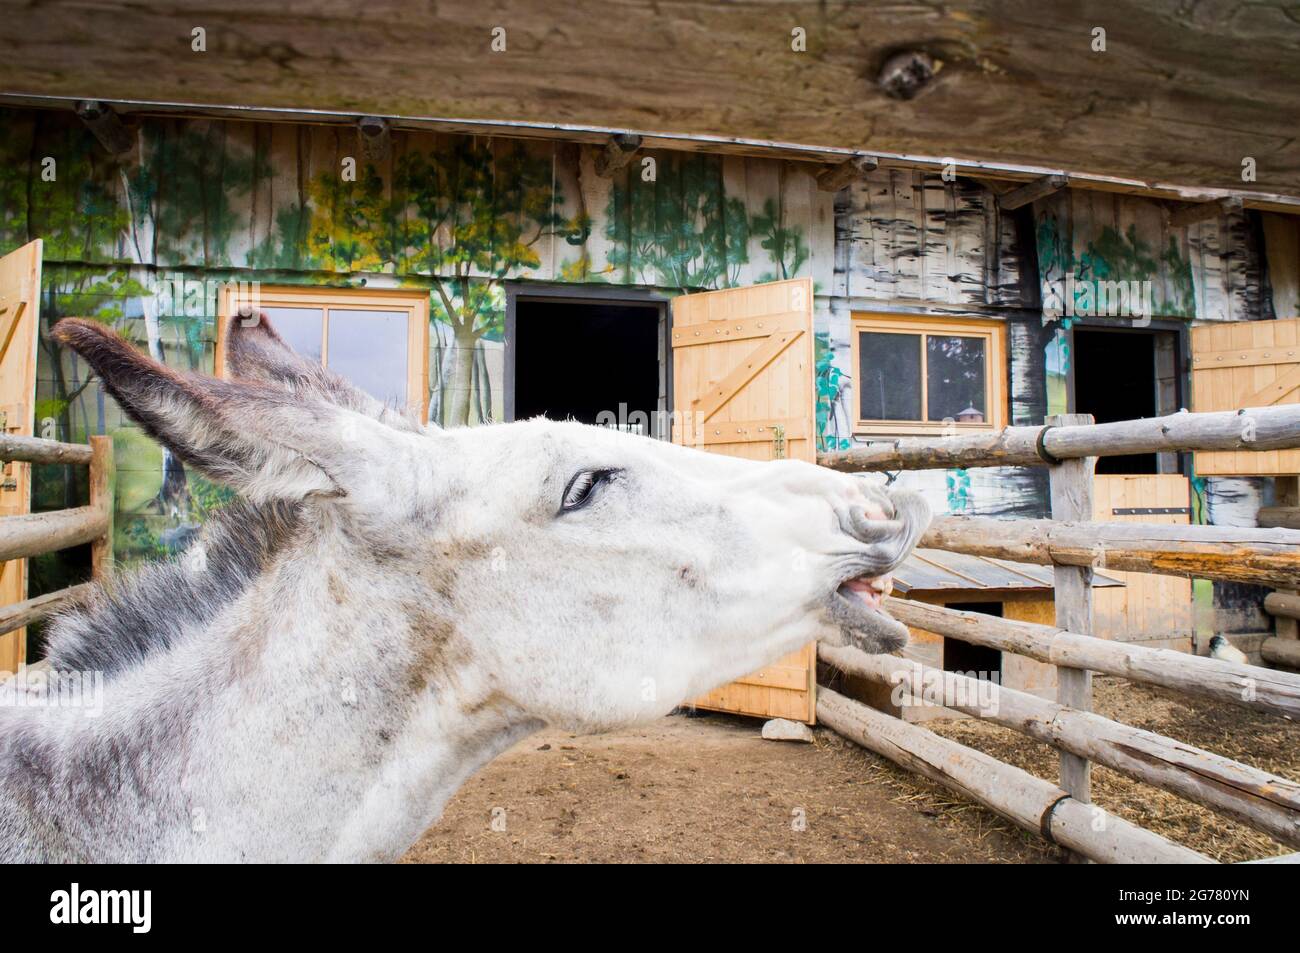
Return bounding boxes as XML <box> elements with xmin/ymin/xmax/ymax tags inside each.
<box><xmin>1266</xmin><ymin>592</ymin><xmax>1300</xmax><ymax>620</ymax></box>
<box><xmin>818</xmin><ymin>404</ymin><xmax>1300</xmax><ymax>473</ymax></box>
<box><xmin>817</xmin><ymin>686</ymin><xmax>1214</xmax><ymax>864</ymax></box>
<box><xmin>0</xmin><ymin>584</ymin><xmax>94</xmax><ymax>637</ymax></box>
<box><xmin>814</xmin><ymin>406</ymin><xmax>1300</xmax><ymax>863</ymax></box>
<box><xmin>921</xmin><ymin>515</ymin><xmax>1300</xmax><ymax>589</ymax></box>
<box><xmin>0</xmin><ymin>507</ymin><xmax>107</xmax><ymax>564</ymax></box>
<box><xmin>821</xmin><ymin>644</ymin><xmax>1300</xmax><ymax>849</ymax></box>
<box><xmin>1263</xmin><ymin>638</ymin><xmax>1300</xmax><ymax>669</ymax></box>
<box><xmin>883</xmin><ymin>597</ymin><xmax>1300</xmax><ymax>719</ymax></box>
<box><xmin>0</xmin><ymin>434</ymin><xmax>114</xmax><ymax>667</ymax></box>
<box><xmin>0</xmin><ymin>433</ymin><xmax>94</xmax><ymax>466</ymax></box>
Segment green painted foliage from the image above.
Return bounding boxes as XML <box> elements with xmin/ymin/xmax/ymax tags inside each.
<box><xmin>606</xmin><ymin>153</ymin><xmax>751</xmax><ymax>290</ymax></box>
<box><xmin>752</xmin><ymin>198</ymin><xmax>810</xmax><ymax>283</ymax></box>
<box><xmin>814</xmin><ymin>331</ymin><xmax>852</xmax><ymax>452</ymax></box>
<box><xmin>1037</xmin><ymin>214</ymin><xmax>1197</xmax><ymax>319</ymax></box>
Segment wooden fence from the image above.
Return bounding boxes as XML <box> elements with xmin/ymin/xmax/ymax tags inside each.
<box><xmin>0</xmin><ymin>433</ymin><xmax>114</xmax><ymax>670</ymax></box>
<box><xmin>817</xmin><ymin>406</ymin><xmax>1300</xmax><ymax>864</ymax></box>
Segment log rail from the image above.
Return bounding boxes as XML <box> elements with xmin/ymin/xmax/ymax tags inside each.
<box><xmin>922</xmin><ymin>515</ymin><xmax>1300</xmax><ymax>589</ymax></box>
<box><xmin>818</xmin><ymin>405</ymin><xmax>1300</xmax><ymax>474</ymax></box>
<box><xmin>0</xmin><ymin>435</ymin><xmax>113</xmax><ymax>655</ymax></box>
<box><xmin>815</xmin><ymin>406</ymin><xmax>1300</xmax><ymax>864</ymax></box>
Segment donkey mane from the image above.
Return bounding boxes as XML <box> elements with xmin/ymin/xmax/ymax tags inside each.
<box><xmin>43</xmin><ymin>500</ymin><xmax>303</xmax><ymax>678</ymax></box>
<box><xmin>40</xmin><ymin>311</ymin><xmax>424</xmax><ymax>681</ymax></box>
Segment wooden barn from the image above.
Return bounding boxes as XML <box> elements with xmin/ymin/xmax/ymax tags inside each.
<box><xmin>1</xmin><ymin>5</ymin><xmax>1299</xmax><ymax>727</ymax></box>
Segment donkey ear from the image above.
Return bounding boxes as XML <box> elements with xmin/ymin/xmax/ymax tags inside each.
<box><xmin>53</xmin><ymin>319</ymin><xmax>385</xmax><ymax>502</ymax></box>
<box><xmin>225</xmin><ymin>309</ymin><xmax>422</xmax><ymax>432</ymax></box>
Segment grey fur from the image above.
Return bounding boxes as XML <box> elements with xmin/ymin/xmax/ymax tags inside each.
<box><xmin>0</xmin><ymin>313</ymin><xmax>929</xmax><ymax>863</ymax></box>
<box><xmin>43</xmin><ymin>501</ymin><xmax>303</xmax><ymax>678</ymax></box>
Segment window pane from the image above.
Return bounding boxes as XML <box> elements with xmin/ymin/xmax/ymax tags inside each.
<box><xmin>261</xmin><ymin>307</ymin><xmax>323</xmax><ymax>362</ymax></box>
<box><xmin>327</xmin><ymin>309</ymin><xmax>409</xmax><ymax>407</ymax></box>
<box><xmin>927</xmin><ymin>335</ymin><xmax>987</xmax><ymax>422</ymax></box>
<box><xmin>858</xmin><ymin>332</ymin><xmax>921</xmax><ymax>421</ymax></box>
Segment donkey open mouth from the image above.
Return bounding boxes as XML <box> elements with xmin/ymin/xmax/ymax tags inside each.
<box><xmin>1</xmin><ymin>310</ymin><xmax>930</xmax><ymax>863</ymax></box>
<box><xmin>827</xmin><ymin>486</ymin><xmax>930</xmax><ymax>655</ymax></box>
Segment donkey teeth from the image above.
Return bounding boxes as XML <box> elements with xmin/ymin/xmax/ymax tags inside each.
<box><xmin>839</xmin><ymin>574</ymin><xmax>893</xmax><ymax>610</ymax></box>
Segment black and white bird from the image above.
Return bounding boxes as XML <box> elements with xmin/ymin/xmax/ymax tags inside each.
<box><xmin>1208</xmin><ymin>635</ymin><xmax>1250</xmax><ymax>665</ymax></box>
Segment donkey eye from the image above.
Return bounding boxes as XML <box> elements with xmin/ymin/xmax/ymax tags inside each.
<box><xmin>561</xmin><ymin>469</ymin><xmax>616</xmax><ymax>512</ymax></box>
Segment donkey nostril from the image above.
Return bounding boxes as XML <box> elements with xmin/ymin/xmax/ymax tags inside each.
<box><xmin>862</xmin><ymin>502</ymin><xmax>888</xmax><ymax>522</ymax></box>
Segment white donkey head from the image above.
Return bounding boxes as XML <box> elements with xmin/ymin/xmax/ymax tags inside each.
<box><xmin>27</xmin><ymin>312</ymin><xmax>929</xmax><ymax>861</ymax></box>
<box><xmin>52</xmin><ymin>312</ymin><xmax>929</xmax><ymax>733</ymax></box>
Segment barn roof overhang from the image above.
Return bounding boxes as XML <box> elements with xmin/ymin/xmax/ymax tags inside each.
<box><xmin>2</xmin><ymin>1</ymin><xmax>1298</xmax><ymax>212</ymax></box>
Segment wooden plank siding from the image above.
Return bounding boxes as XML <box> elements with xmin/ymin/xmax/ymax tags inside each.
<box><xmin>831</xmin><ymin>168</ymin><xmax>1025</xmax><ymax>311</ymax></box>
<box><xmin>0</xmin><ymin>109</ymin><xmax>835</xmax><ymax>292</ymax></box>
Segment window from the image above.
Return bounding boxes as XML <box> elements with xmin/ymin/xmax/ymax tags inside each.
<box><xmin>218</xmin><ymin>286</ymin><xmax>429</xmax><ymax>419</ymax></box>
<box><xmin>850</xmin><ymin>314</ymin><xmax>1005</xmax><ymax>434</ymax></box>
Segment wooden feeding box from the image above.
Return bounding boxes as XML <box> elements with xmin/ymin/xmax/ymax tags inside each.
<box><xmin>838</xmin><ymin>549</ymin><xmax>1123</xmax><ymax>723</ymax></box>
<box><xmin>1192</xmin><ymin>317</ymin><xmax>1300</xmax><ymax>476</ymax></box>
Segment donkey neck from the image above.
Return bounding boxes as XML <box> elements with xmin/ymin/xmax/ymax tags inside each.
<box><xmin>2</xmin><ymin>511</ymin><xmax>539</xmax><ymax>862</ymax></box>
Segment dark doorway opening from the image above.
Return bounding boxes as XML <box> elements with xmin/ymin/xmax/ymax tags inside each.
<box><xmin>511</xmin><ymin>298</ymin><xmax>664</xmax><ymax>433</ymax></box>
<box><xmin>943</xmin><ymin>602</ymin><xmax>1003</xmax><ymax>681</ymax></box>
<box><xmin>1074</xmin><ymin>328</ymin><xmax>1170</xmax><ymax>474</ymax></box>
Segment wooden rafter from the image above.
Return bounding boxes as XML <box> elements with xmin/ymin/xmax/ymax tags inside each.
<box><xmin>1168</xmin><ymin>196</ymin><xmax>1245</xmax><ymax>227</ymax></box>
<box><xmin>997</xmin><ymin>174</ymin><xmax>1068</xmax><ymax>210</ymax></box>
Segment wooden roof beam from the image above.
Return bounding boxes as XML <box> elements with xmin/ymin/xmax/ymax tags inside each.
<box><xmin>1168</xmin><ymin>196</ymin><xmax>1245</xmax><ymax>227</ymax></box>
<box><xmin>815</xmin><ymin>155</ymin><xmax>879</xmax><ymax>192</ymax></box>
<box><xmin>997</xmin><ymin>173</ymin><xmax>1068</xmax><ymax>210</ymax></box>
<box><xmin>74</xmin><ymin>100</ymin><xmax>133</xmax><ymax>156</ymax></box>
<box><xmin>594</xmin><ymin>133</ymin><xmax>643</xmax><ymax>177</ymax></box>
<box><xmin>357</xmin><ymin>116</ymin><xmax>391</xmax><ymax>163</ymax></box>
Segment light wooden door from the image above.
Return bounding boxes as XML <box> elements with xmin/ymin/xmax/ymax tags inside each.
<box><xmin>1192</xmin><ymin>316</ymin><xmax>1300</xmax><ymax>476</ymax></box>
<box><xmin>0</xmin><ymin>240</ymin><xmax>42</xmax><ymax>673</ymax></box>
<box><xmin>671</xmin><ymin>278</ymin><xmax>818</xmax><ymax>723</ymax></box>
<box><xmin>1092</xmin><ymin>474</ymin><xmax>1193</xmax><ymax>652</ymax></box>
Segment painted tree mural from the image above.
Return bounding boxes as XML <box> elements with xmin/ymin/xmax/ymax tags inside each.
<box><xmin>395</xmin><ymin>140</ymin><xmax>585</xmax><ymax>427</ymax></box>
<box><xmin>1036</xmin><ymin>209</ymin><xmax>1199</xmax><ymax>417</ymax></box>
<box><xmin>0</xmin><ymin>108</ymin><xmax>823</xmax><ymax>566</ymax></box>
<box><xmin>752</xmin><ymin>198</ymin><xmax>811</xmax><ymax>283</ymax></box>
<box><xmin>606</xmin><ymin>153</ymin><xmax>749</xmax><ymax>289</ymax></box>
<box><xmin>815</xmin><ymin>331</ymin><xmax>852</xmax><ymax>453</ymax></box>
<box><xmin>1037</xmin><ymin>213</ymin><xmax>1197</xmax><ymax>320</ymax></box>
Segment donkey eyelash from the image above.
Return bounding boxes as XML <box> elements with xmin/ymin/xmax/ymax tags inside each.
<box><xmin>560</xmin><ymin>469</ymin><xmax>619</xmax><ymax>512</ymax></box>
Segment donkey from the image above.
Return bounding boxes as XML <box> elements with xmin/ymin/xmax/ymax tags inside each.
<box><xmin>0</xmin><ymin>311</ymin><xmax>929</xmax><ymax>862</ymax></box>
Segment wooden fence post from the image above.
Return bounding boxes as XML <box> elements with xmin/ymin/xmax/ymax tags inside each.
<box><xmin>1270</xmin><ymin>477</ymin><xmax>1299</xmax><ymax>643</ymax></box>
<box><xmin>1047</xmin><ymin>413</ymin><xmax>1095</xmax><ymax>810</ymax></box>
<box><xmin>89</xmin><ymin>435</ymin><xmax>114</xmax><ymax>581</ymax></box>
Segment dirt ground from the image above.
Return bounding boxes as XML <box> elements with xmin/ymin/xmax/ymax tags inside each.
<box><xmin>403</xmin><ymin>712</ymin><xmax>1056</xmax><ymax>863</ymax></box>
<box><xmin>927</xmin><ymin>676</ymin><xmax>1300</xmax><ymax>863</ymax></box>
<box><xmin>404</xmin><ymin>675</ymin><xmax>1299</xmax><ymax>864</ymax></box>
